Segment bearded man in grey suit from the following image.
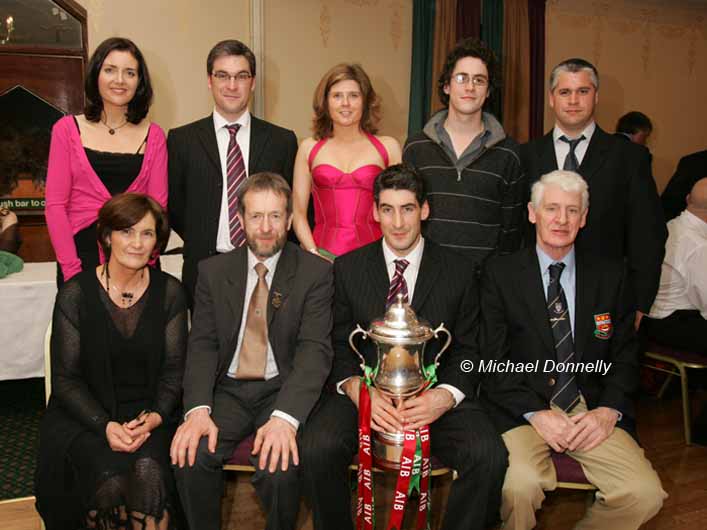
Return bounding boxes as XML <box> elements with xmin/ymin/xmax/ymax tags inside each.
<box><xmin>171</xmin><ymin>172</ymin><xmax>333</xmax><ymax>530</ymax></box>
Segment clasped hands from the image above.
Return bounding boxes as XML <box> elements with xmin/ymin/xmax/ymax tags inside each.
<box><xmin>343</xmin><ymin>378</ymin><xmax>455</xmax><ymax>433</ymax></box>
<box><xmin>106</xmin><ymin>410</ymin><xmax>162</xmax><ymax>453</ymax></box>
<box><xmin>169</xmin><ymin>408</ymin><xmax>298</xmax><ymax>474</ymax></box>
<box><xmin>528</xmin><ymin>406</ymin><xmax>619</xmax><ymax>453</ymax></box>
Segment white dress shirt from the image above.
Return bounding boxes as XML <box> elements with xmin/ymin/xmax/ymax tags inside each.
<box><xmin>214</xmin><ymin>109</ymin><xmax>251</xmax><ymax>253</ymax></box>
<box><xmin>649</xmin><ymin>210</ymin><xmax>707</xmax><ymax>319</ymax></box>
<box><xmin>187</xmin><ymin>247</ymin><xmax>300</xmax><ymax>430</ymax></box>
<box><xmin>553</xmin><ymin>121</ymin><xmax>596</xmax><ymax>170</ymax></box>
<box><xmin>338</xmin><ymin>237</ymin><xmax>465</xmax><ymax>407</ymax></box>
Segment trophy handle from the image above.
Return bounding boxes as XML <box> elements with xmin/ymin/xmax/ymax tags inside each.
<box><xmin>432</xmin><ymin>323</ymin><xmax>452</xmax><ymax>366</ymax></box>
<box><xmin>348</xmin><ymin>325</ymin><xmax>368</xmax><ymax>371</ymax></box>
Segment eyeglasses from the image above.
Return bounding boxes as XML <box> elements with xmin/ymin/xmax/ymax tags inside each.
<box><xmin>211</xmin><ymin>71</ymin><xmax>253</xmax><ymax>83</ymax></box>
<box><xmin>451</xmin><ymin>73</ymin><xmax>489</xmax><ymax>87</ymax></box>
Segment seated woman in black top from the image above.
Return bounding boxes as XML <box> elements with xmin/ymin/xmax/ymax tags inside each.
<box><xmin>36</xmin><ymin>193</ymin><xmax>187</xmax><ymax>530</ymax></box>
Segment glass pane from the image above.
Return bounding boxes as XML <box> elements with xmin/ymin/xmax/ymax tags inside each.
<box><xmin>0</xmin><ymin>0</ymin><xmax>82</xmax><ymax>49</ymax></box>
<box><xmin>0</xmin><ymin>85</ymin><xmax>62</xmax><ymax>211</ymax></box>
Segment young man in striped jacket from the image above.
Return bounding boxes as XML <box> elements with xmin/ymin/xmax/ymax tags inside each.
<box><xmin>403</xmin><ymin>38</ymin><xmax>526</xmax><ymax>274</ymax></box>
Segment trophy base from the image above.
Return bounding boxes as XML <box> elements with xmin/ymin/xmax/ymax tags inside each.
<box><xmin>372</xmin><ymin>431</ymin><xmax>405</xmax><ymax>470</ymax></box>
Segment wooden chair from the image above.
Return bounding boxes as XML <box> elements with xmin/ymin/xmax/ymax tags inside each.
<box><xmin>43</xmin><ymin>321</ymin><xmax>52</xmax><ymax>405</ymax></box>
<box><xmin>223</xmin><ymin>434</ymin><xmax>455</xmax><ymax>478</ymax></box>
<box><xmin>643</xmin><ymin>341</ymin><xmax>707</xmax><ymax>444</ymax></box>
<box><xmin>552</xmin><ymin>451</ymin><xmax>596</xmax><ymax>492</ymax></box>
<box><xmin>40</xmin><ymin>321</ymin><xmax>51</xmax><ymax>529</ymax></box>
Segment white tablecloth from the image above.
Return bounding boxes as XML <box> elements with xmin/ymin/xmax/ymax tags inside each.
<box><xmin>0</xmin><ymin>262</ymin><xmax>57</xmax><ymax>380</ymax></box>
<box><xmin>0</xmin><ymin>256</ymin><xmax>183</xmax><ymax>381</ymax></box>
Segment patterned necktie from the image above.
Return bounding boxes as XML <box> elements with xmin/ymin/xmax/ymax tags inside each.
<box><xmin>226</xmin><ymin>123</ymin><xmax>247</xmax><ymax>248</ymax></box>
<box><xmin>386</xmin><ymin>259</ymin><xmax>410</xmax><ymax>307</ymax></box>
<box><xmin>236</xmin><ymin>263</ymin><xmax>268</xmax><ymax>379</ymax></box>
<box><xmin>559</xmin><ymin>135</ymin><xmax>586</xmax><ymax>172</ymax></box>
<box><xmin>547</xmin><ymin>262</ymin><xmax>580</xmax><ymax>412</ymax></box>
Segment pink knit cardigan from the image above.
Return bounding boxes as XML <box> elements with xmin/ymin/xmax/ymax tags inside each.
<box><xmin>45</xmin><ymin>115</ymin><xmax>168</xmax><ymax>281</ymax></box>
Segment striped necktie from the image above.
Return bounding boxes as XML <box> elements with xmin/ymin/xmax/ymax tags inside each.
<box><xmin>226</xmin><ymin>123</ymin><xmax>246</xmax><ymax>248</ymax></box>
<box><xmin>386</xmin><ymin>259</ymin><xmax>410</xmax><ymax>307</ymax></box>
<box><xmin>547</xmin><ymin>262</ymin><xmax>580</xmax><ymax>412</ymax></box>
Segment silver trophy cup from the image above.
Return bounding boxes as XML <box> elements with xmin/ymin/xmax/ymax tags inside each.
<box><xmin>349</xmin><ymin>294</ymin><xmax>451</xmax><ymax>469</ymax></box>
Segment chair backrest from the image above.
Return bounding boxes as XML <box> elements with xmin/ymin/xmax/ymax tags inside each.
<box><xmin>44</xmin><ymin>320</ymin><xmax>52</xmax><ymax>405</ymax></box>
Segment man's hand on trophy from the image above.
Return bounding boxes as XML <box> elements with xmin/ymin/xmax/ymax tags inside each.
<box><xmin>342</xmin><ymin>377</ymin><xmax>362</xmax><ymax>407</ymax></box>
<box><xmin>399</xmin><ymin>388</ymin><xmax>455</xmax><ymax>431</ymax></box>
<box><xmin>370</xmin><ymin>387</ymin><xmax>405</xmax><ymax>433</ymax></box>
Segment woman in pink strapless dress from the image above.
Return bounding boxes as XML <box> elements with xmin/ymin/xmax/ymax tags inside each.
<box><xmin>293</xmin><ymin>63</ymin><xmax>401</xmax><ymax>258</ymax></box>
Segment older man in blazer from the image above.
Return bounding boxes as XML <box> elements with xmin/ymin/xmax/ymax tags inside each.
<box><xmin>521</xmin><ymin>58</ymin><xmax>666</xmax><ymax>327</ymax></box>
<box><xmin>481</xmin><ymin>170</ymin><xmax>665</xmax><ymax>530</ymax></box>
<box><xmin>171</xmin><ymin>173</ymin><xmax>333</xmax><ymax>530</ymax></box>
<box><xmin>168</xmin><ymin>39</ymin><xmax>298</xmax><ymax>306</ymax></box>
<box><xmin>301</xmin><ymin>164</ymin><xmax>507</xmax><ymax>530</ymax></box>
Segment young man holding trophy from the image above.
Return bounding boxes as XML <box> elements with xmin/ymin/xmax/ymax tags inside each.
<box><xmin>301</xmin><ymin>164</ymin><xmax>507</xmax><ymax>530</ymax></box>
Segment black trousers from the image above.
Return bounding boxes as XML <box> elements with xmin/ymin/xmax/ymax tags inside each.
<box><xmin>642</xmin><ymin>310</ymin><xmax>707</xmax><ymax>443</ymax></box>
<box><xmin>642</xmin><ymin>310</ymin><xmax>707</xmax><ymax>354</ymax></box>
<box><xmin>301</xmin><ymin>392</ymin><xmax>508</xmax><ymax>530</ymax></box>
<box><xmin>174</xmin><ymin>376</ymin><xmax>301</xmax><ymax>530</ymax></box>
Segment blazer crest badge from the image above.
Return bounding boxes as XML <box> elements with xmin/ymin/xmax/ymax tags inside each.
<box><xmin>271</xmin><ymin>291</ymin><xmax>284</xmax><ymax>309</ymax></box>
<box><xmin>593</xmin><ymin>312</ymin><xmax>612</xmax><ymax>340</ymax></box>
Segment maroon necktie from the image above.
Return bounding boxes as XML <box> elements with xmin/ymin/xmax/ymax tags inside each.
<box><xmin>226</xmin><ymin>124</ymin><xmax>246</xmax><ymax>248</ymax></box>
<box><xmin>386</xmin><ymin>259</ymin><xmax>410</xmax><ymax>306</ymax></box>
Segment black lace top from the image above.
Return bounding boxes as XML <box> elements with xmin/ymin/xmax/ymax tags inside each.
<box><xmin>35</xmin><ymin>269</ymin><xmax>188</xmax><ymax>530</ymax></box>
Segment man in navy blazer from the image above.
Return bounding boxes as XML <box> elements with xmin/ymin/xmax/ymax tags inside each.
<box><xmin>520</xmin><ymin>58</ymin><xmax>666</xmax><ymax>327</ymax></box>
<box><xmin>481</xmin><ymin>170</ymin><xmax>665</xmax><ymax>530</ymax></box>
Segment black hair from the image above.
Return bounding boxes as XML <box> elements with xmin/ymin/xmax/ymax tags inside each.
<box><xmin>84</xmin><ymin>37</ymin><xmax>153</xmax><ymax>124</ymax></box>
<box><xmin>373</xmin><ymin>164</ymin><xmax>426</xmax><ymax>206</ymax></box>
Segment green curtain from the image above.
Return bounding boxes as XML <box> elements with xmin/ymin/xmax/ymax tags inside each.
<box><xmin>481</xmin><ymin>0</ymin><xmax>504</xmax><ymax>121</ymax></box>
<box><xmin>407</xmin><ymin>0</ymin><xmax>436</xmax><ymax>137</ymax></box>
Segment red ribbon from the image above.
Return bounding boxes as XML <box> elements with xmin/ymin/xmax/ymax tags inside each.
<box><xmin>387</xmin><ymin>429</ymin><xmax>418</xmax><ymax>530</ymax></box>
<box><xmin>357</xmin><ymin>382</ymin><xmax>433</xmax><ymax>530</ymax></box>
<box><xmin>417</xmin><ymin>425</ymin><xmax>431</xmax><ymax>530</ymax></box>
<box><xmin>357</xmin><ymin>382</ymin><xmax>375</xmax><ymax>530</ymax></box>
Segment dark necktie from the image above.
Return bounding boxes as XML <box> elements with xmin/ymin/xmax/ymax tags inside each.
<box><xmin>226</xmin><ymin>124</ymin><xmax>247</xmax><ymax>248</ymax></box>
<box><xmin>547</xmin><ymin>263</ymin><xmax>580</xmax><ymax>412</ymax></box>
<box><xmin>236</xmin><ymin>263</ymin><xmax>268</xmax><ymax>379</ymax></box>
<box><xmin>559</xmin><ymin>135</ymin><xmax>586</xmax><ymax>172</ymax></box>
<box><xmin>386</xmin><ymin>259</ymin><xmax>410</xmax><ymax>307</ymax></box>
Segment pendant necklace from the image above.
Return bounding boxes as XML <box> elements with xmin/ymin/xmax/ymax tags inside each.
<box><xmin>103</xmin><ymin>264</ymin><xmax>144</xmax><ymax>307</ymax></box>
<box><xmin>101</xmin><ymin>112</ymin><xmax>128</xmax><ymax>135</ymax></box>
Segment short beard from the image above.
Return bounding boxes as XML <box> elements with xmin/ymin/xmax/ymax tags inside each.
<box><xmin>246</xmin><ymin>231</ymin><xmax>287</xmax><ymax>260</ymax></box>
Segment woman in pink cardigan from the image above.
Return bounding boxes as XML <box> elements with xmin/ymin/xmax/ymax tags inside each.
<box><xmin>46</xmin><ymin>37</ymin><xmax>168</xmax><ymax>285</ymax></box>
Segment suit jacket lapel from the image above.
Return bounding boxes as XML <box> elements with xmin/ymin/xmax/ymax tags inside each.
<box><xmin>196</xmin><ymin>115</ymin><xmax>222</xmax><ymax>174</ymax></box>
<box><xmin>578</xmin><ymin>126</ymin><xmax>610</xmax><ymax>182</ymax></box>
<box><xmin>268</xmin><ymin>244</ymin><xmax>296</xmax><ymax>329</ymax></box>
<box><xmin>411</xmin><ymin>243</ymin><xmax>440</xmax><ymax>312</ymax></box>
<box><xmin>249</xmin><ymin>116</ymin><xmax>271</xmax><ymax>175</ymax></box>
<box><xmin>224</xmin><ymin>248</ymin><xmax>248</xmax><ymax>348</ymax></box>
<box><xmin>540</xmin><ymin>131</ymin><xmax>558</xmax><ymax>175</ymax></box>
<box><xmin>519</xmin><ymin>247</ymin><xmax>555</xmax><ymax>355</ymax></box>
<box><xmin>367</xmin><ymin>243</ymin><xmax>391</xmax><ymax>314</ymax></box>
<box><xmin>574</xmin><ymin>251</ymin><xmax>599</xmax><ymax>361</ymax></box>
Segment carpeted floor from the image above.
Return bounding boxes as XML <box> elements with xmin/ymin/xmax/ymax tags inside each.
<box><xmin>0</xmin><ymin>378</ymin><xmax>44</xmax><ymax>500</ymax></box>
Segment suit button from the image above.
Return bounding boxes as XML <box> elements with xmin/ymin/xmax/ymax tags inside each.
<box><xmin>548</xmin><ymin>377</ymin><xmax>556</xmax><ymax>387</ymax></box>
